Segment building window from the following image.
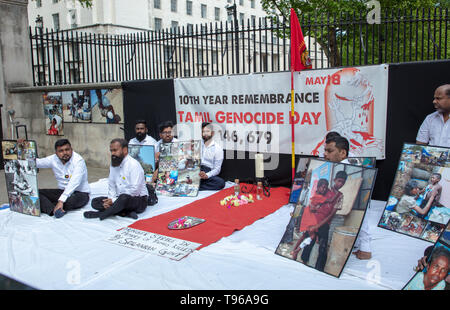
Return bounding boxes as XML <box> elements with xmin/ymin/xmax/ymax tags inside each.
<box><xmin>52</xmin><ymin>13</ymin><xmax>60</xmax><ymax>31</ymax></box>
<box><xmin>239</xmin><ymin>13</ymin><xmax>244</xmax><ymax>25</ymax></box>
<box><xmin>186</xmin><ymin>23</ymin><xmax>194</xmax><ymax>35</ymax></box>
<box><xmin>171</xmin><ymin>21</ymin><xmax>179</xmax><ymax>31</ymax></box>
<box><xmin>214</xmin><ymin>7</ymin><xmax>220</xmax><ymax>21</ymax></box>
<box><xmin>36</xmin><ymin>0</ymin><xmax>42</xmax><ymax>8</ymax></box>
<box><xmin>239</xmin><ymin>0</ymin><xmax>243</xmax><ymax>6</ymax></box>
<box><xmin>154</xmin><ymin>0</ymin><xmax>161</xmax><ymax>9</ymax></box>
<box><xmin>251</xmin><ymin>0</ymin><xmax>255</xmax><ymax>9</ymax></box>
<box><xmin>251</xmin><ymin>15</ymin><xmax>256</xmax><ymax>27</ymax></box>
<box><xmin>155</xmin><ymin>18</ymin><xmax>162</xmax><ymax>31</ymax></box>
<box><xmin>69</xmin><ymin>9</ymin><xmax>77</xmax><ymax>28</ymax></box>
<box><xmin>201</xmin><ymin>4</ymin><xmax>207</xmax><ymax>18</ymax></box>
<box><xmin>53</xmin><ymin>0</ymin><xmax>59</xmax><ymax>3</ymax></box>
<box><xmin>171</xmin><ymin>0</ymin><xmax>177</xmax><ymax>12</ymax></box>
<box><xmin>186</xmin><ymin>0</ymin><xmax>192</xmax><ymax>15</ymax></box>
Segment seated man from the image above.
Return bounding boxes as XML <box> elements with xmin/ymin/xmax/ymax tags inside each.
<box><xmin>199</xmin><ymin>122</ymin><xmax>225</xmax><ymax>191</ymax></box>
<box><xmin>128</xmin><ymin>120</ymin><xmax>157</xmax><ymax>147</ymax></box>
<box><xmin>84</xmin><ymin>138</ymin><xmax>148</xmax><ymax>220</ymax></box>
<box><xmin>155</xmin><ymin>121</ymin><xmax>178</xmax><ymax>153</ymax></box>
<box><xmin>324</xmin><ymin>134</ymin><xmax>372</xmax><ymax>260</ymax></box>
<box><xmin>34</xmin><ymin>139</ymin><xmax>90</xmax><ymax>218</ymax></box>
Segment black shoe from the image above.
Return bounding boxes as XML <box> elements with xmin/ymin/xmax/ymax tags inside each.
<box><xmin>126</xmin><ymin>211</ymin><xmax>138</xmax><ymax>220</ymax></box>
<box><xmin>84</xmin><ymin>211</ymin><xmax>100</xmax><ymax>219</ymax></box>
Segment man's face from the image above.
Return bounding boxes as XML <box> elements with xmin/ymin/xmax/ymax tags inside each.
<box><xmin>135</xmin><ymin>123</ymin><xmax>147</xmax><ymax>136</ymax></box>
<box><xmin>56</xmin><ymin>144</ymin><xmax>73</xmax><ymax>164</ymax></box>
<box><xmin>433</xmin><ymin>86</ymin><xmax>450</xmax><ymax>114</ymax></box>
<box><xmin>424</xmin><ymin>256</ymin><xmax>449</xmax><ymax>288</ymax></box>
<box><xmin>202</xmin><ymin>126</ymin><xmax>213</xmax><ymax>142</ymax></box>
<box><xmin>110</xmin><ymin>142</ymin><xmax>127</xmax><ymax>167</ymax></box>
<box><xmin>324</xmin><ymin>142</ymin><xmax>347</xmax><ymax>162</ymax></box>
<box><xmin>333</xmin><ymin>177</ymin><xmax>346</xmax><ymax>190</ymax></box>
<box><xmin>160</xmin><ymin>127</ymin><xmax>173</xmax><ymax>143</ymax></box>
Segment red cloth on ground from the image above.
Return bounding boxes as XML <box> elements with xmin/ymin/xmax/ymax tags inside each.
<box><xmin>128</xmin><ymin>185</ymin><xmax>290</xmax><ymax>250</ymax></box>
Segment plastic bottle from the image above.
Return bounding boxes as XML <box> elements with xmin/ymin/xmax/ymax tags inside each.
<box><xmin>256</xmin><ymin>181</ymin><xmax>263</xmax><ymax>200</ymax></box>
<box><xmin>234</xmin><ymin>179</ymin><xmax>240</xmax><ymax>196</ymax></box>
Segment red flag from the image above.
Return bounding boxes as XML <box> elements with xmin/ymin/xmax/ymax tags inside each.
<box><xmin>290</xmin><ymin>8</ymin><xmax>312</xmax><ymax>71</ymax></box>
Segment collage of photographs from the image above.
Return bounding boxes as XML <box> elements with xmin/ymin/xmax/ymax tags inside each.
<box><xmin>1</xmin><ymin>140</ymin><xmax>40</xmax><ymax>216</ymax></box>
<box><xmin>403</xmin><ymin>222</ymin><xmax>450</xmax><ymax>290</ymax></box>
<box><xmin>42</xmin><ymin>89</ymin><xmax>123</xmax><ymax>136</ymax></box>
<box><xmin>276</xmin><ymin>158</ymin><xmax>377</xmax><ymax>277</ymax></box>
<box><xmin>379</xmin><ymin>143</ymin><xmax>450</xmax><ymax>243</ymax></box>
<box><xmin>156</xmin><ymin>140</ymin><xmax>202</xmax><ymax>197</ymax></box>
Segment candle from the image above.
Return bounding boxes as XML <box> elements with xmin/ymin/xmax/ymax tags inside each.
<box><xmin>255</xmin><ymin>153</ymin><xmax>264</xmax><ymax>178</ymax></box>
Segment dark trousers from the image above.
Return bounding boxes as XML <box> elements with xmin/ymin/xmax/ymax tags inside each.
<box><xmin>91</xmin><ymin>194</ymin><xmax>147</xmax><ymax>220</ymax></box>
<box><xmin>300</xmin><ymin>223</ymin><xmax>330</xmax><ymax>272</ymax></box>
<box><xmin>39</xmin><ymin>189</ymin><xmax>90</xmax><ymax>215</ymax></box>
<box><xmin>199</xmin><ymin>165</ymin><xmax>225</xmax><ymax>191</ymax></box>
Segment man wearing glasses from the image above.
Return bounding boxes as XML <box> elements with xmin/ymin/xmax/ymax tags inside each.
<box><xmin>155</xmin><ymin>121</ymin><xmax>178</xmax><ymax>153</ymax></box>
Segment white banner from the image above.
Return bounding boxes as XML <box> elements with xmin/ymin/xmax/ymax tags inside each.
<box><xmin>174</xmin><ymin>64</ymin><xmax>388</xmax><ymax>159</ymax></box>
<box><xmin>106</xmin><ymin>227</ymin><xmax>201</xmax><ymax>261</ymax></box>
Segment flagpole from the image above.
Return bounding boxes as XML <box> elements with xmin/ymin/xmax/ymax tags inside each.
<box><xmin>291</xmin><ymin>69</ymin><xmax>295</xmax><ymax>183</ymax></box>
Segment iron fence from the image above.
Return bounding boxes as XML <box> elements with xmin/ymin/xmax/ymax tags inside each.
<box><xmin>29</xmin><ymin>8</ymin><xmax>449</xmax><ymax>86</ymax></box>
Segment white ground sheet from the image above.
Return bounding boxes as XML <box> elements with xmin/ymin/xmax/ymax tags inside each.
<box><xmin>0</xmin><ymin>180</ymin><xmax>430</xmax><ymax>290</ymax></box>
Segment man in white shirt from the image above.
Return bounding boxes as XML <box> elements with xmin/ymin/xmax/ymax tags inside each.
<box><xmin>324</xmin><ymin>135</ymin><xmax>372</xmax><ymax>260</ymax></box>
<box><xmin>416</xmin><ymin>84</ymin><xmax>450</xmax><ymax>147</ymax></box>
<box><xmin>155</xmin><ymin>121</ymin><xmax>178</xmax><ymax>153</ymax></box>
<box><xmin>84</xmin><ymin>138</ymin><xmax>148</xmax><ymax>220</ymax></box>
<box><xmin>35</xmin><ymin>139</ymin><xmax>90</xmax><ymax>218</ymax></box>
<box><xmin>128</xmin><ymin>120</ymin><xmax>157</xmax><ymax>147</ymax></box>
<box><xmin>199</xmin><ymin>122</ymin><xmax>225</xmax><ymax>191</ymax></box>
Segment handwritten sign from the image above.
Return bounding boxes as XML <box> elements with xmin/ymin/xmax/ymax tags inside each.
<box><xmin>106</xmin><ymin>227</ymin><xmax>201</xmax><ymax>261</ymax></box>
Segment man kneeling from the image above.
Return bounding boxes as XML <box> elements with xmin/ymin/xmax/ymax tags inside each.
<box><xmin>84</xmin><ymin>138</ymin><xmax>148</xmax><ymax>220</ymax></box>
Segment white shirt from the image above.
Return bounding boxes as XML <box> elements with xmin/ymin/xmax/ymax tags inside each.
<box><xmin>108</xmin><ymin>155</ymin><xmax>148</xmax><ymax>201</ymax></box>
<box><xmin>155</xmin><ymin>137</ymin><xmax>178</xmax><ymax>153</ymax></box>
<box><xmin>416</xmin><ymin>111</ymin><xmax>450</xmax><ymax>147</ymax></box>
<box><xmin>201</xmin><ymin>140</ymin><xmax>224</xmax><ymax>178</ymax></box>
<box><xmin>36</xmin><ymin>152</ymin><xmax>90</xmax><ymax>202</ymax></box>
<box><xmin>129</xmin><ymin>135</ymin><xmax>157</xmax><ymax>147</ymax></box>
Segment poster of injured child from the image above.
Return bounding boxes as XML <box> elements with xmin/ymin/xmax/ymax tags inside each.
<box><xmin>156</xmin><ymin>140</ymin><xmax>201</xmax><ymax>197</ymax></box>
<box><xmin>276</xmin><ymin>158</ymin><xmax>377</xmax><ymax>278</ymax></box>
<box><xmin>1</xmin><ymin>140</ymin><xmax>40</xmax><ymax>216</ymax></box>
<box><xmin>378</xmin><ymin>143</ymin><xmax>450</xmax><ymax>242</ymax></box>
<box><xmin>90</xmin><ymin>89</ymin><xmax>123</xmax><ymax>124</ymax></box>
<box><xmin>43</xmin><ymin>92</ymin><xmax>64</xmax><ymax>136</ymax></box>
<box><xmin>128</xmin><ymin>144</ymin><xmax>155</xmax><ymax>184</ymax></box>
<box><xmin>403</xmin><ymin>222</ymin><xmax>450</xmax><ymax>290</ymax></box>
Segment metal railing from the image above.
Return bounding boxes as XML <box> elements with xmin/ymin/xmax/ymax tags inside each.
<box><xmin>29</xmin><ymin>8</ymin><xmax>449</xmax><ymax>86</ymax></box>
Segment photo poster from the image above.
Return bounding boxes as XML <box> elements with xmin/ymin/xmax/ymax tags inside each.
<box><xmin>155</xmin><ymin>140</ymin><xmax>201</xmax><ymax>197</ymax></box>
<box><xmin>128</xmin><ymin>144</ymin><xmax>156</xmax><ymax>184</ymax></box>
<box><xmin>61</xmin><ymin>90</ymin><xmax>92</xmax><ymax>123</ymax></box>
<box><xmin>90</xmin><ymin>89</ymin><xmax>123</xmax><ymax>124</ymax></box>
<box><xmin>1</xmin><ymin>140</ymin><xmax>40</xmax><ymax>216</ymax></box>
<box><xmin>288</xmin><ymin>156</ymin><xmax>376</xmax><ymax>204</ymax></box>
<box><xmin>403</xmin><ymin>221</ymin><xmax>450</xmax><ymax>290</ymax></box>
<box><xmin>276</xmin><ymin>158</ymin><xmax>377</xmax><ymax>278</ymax></box>
<box><xmin>378</xmin><ymin>143</ymin><xmax>450</xmax><ymax>243</ymax></box>
<box><xmin>42</xmin><ymin>92</ymin><xmax>64</xmax><ymax>136</ymax></box>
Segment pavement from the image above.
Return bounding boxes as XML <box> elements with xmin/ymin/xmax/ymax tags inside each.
<box><xmin>0</xmin><ymin>166</ymin><xmax>109</xmax><ymax>205</ymax></box>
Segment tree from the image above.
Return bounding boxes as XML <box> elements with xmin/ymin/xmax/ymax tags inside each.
<box><xmin>261</xmin><ymin>0</ymin><xmax>449</xmax><ymax>67</ymax></box>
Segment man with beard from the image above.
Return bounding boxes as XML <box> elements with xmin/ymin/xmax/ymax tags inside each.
<box><xmin>129</xmin><ymin>120</ymin><xmax>157</xmax><ymax>147</ymax></box>
<box><xmin>199</xmin><ymin>122</ymin><xmax>225</xmax><ymax>191</ymax></box>
<box><xmin>84</xmin><ymin>138</ymin><xmax>148</xmax><ymax>220</ymax></box>
<box><xmin>33</xmin><ymin>139</ymin><xmax>90</xmax><ymax>218</ymax></box>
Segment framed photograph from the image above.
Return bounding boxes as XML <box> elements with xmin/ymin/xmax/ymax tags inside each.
<box><xmin>276</xmin><ymin>158</ymin><xmax>377</xmax><ymax>277</ymax></box>
<box><xmin>378</xmin><ymin>143</ymin><xmax>450</xmax><ymax>242</ymax></box>
<box><xmin>403</xmin><ymin>221</ymin><xmax>450</xmax><ymax>290</ymax></box>
<box><xmin>43</xmin><ymin>92</ymin><xmax>64</xmax><ymax>136</ymax></box>
<box><xmin>156</xmin><ymin>140</ymin><xmax>201</xmax><ymax>197</ymax></box>
<box><xmin>1</xmin><ymin>140</ymin><xmax>40</xmax><ymax>216</ymax></box>
<box><xmin>128</xmin><ymin>144</ymin><xmax>156</xmax><ymax>184</ymax></box>
<box><xmin>90</xmin><ymin>89</ymin><xmax>123</xmax><ymax>124</ymax></box>
<box><xmin>61</xmin><ymin>90</ymin><xmax>92</xmax><ymax>123</ymax></box>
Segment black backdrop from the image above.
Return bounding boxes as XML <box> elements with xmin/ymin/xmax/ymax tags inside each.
<box><xmin>122</xmin><ymin>60</ymin><xmax>450</xmax><ymax>200</ymax></box>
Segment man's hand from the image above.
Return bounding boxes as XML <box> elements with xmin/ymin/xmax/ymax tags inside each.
<box><xmin>17</xmin><ymin>138</ymin><xmax>25</xmax><ymax>145</ymax></box>
<box><xmin>102</xmin><ymin>198</ymin><xmax>113</xmax><ymax>209</ymax></box>
<box><xmin>199</xmin><ymin>171</ymin><xmax>208</xmax><ymax>180</ymax></box>
<box><xmin>415</xmin><ymin>256</ymin><xmax>428</xmax><ymax>271</ymax></box>
<box><xmin>53</xmin><ymin>201</ymin><xmax>64</xmax><ymax>213</ymax></box>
